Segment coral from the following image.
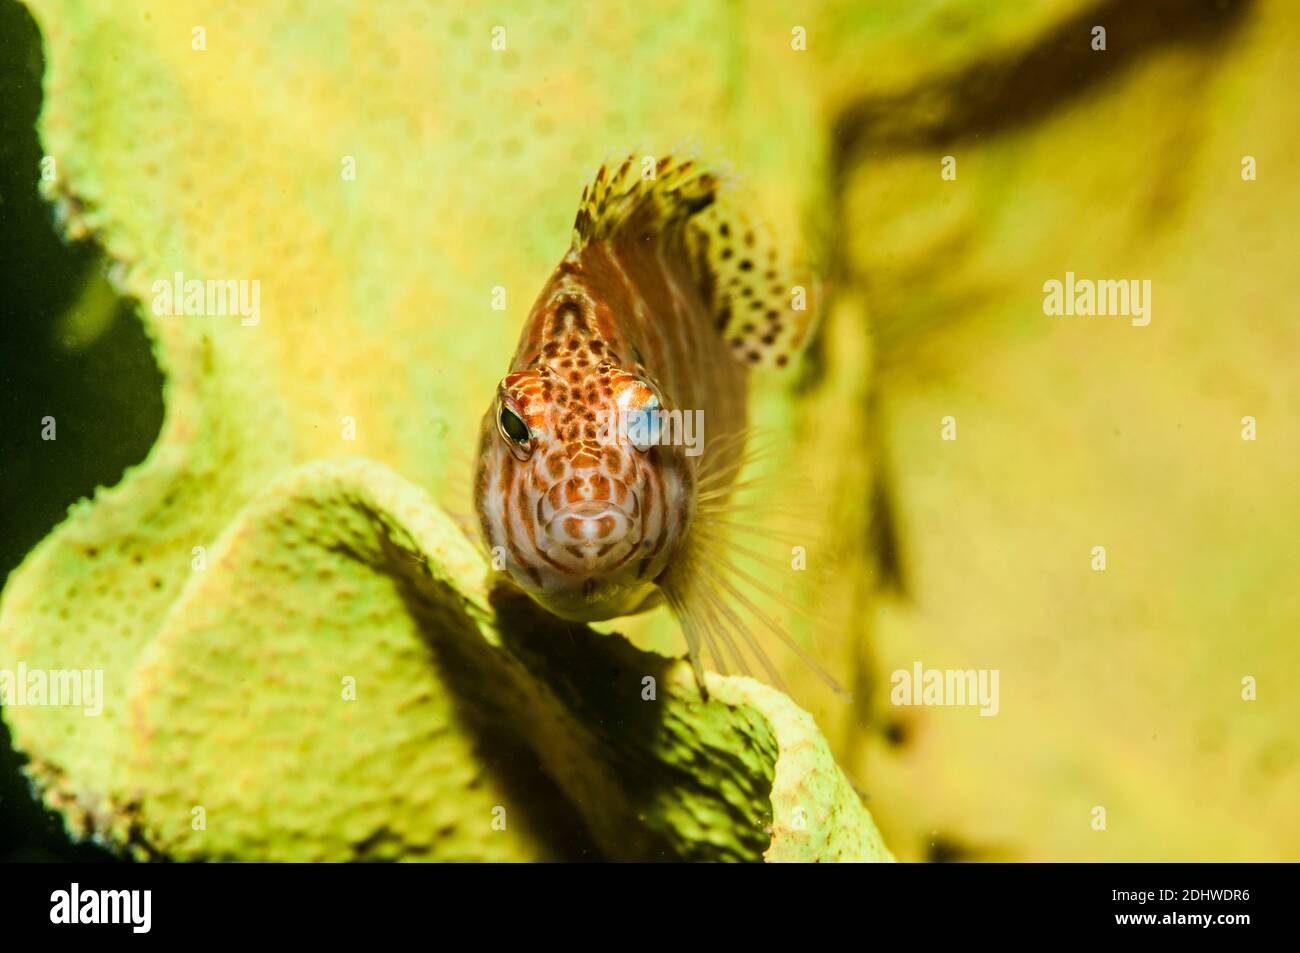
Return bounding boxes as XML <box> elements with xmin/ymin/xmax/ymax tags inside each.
<box><xmin>0</xmin><ymin>0</ymin><xmax>892</xmax><ymax>861</ymax></box>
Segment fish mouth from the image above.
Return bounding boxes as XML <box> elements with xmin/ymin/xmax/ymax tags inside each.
<box><xmin>553</xmin><ymin>500</ymin><xmax>619</xmax><ymax>519</ymax></box>
<box><xmin>541</xmin><ymin>501</ymin><xmax>639</xmax><ymax>572</ymax></box>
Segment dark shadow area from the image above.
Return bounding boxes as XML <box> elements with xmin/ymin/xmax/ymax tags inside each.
<box><xmin>485</xmin><ymin>584</ymin><xmax>775</xmax><ymax>861</ymax></box>
<box><xmin>834</xmin><ymin>0</ymin><xmax>1254</xmax><ymax>162</ymax></box>
<box><xmin>0</xmin><ymin>0</ymin><xmax>164</xmax><ymax>861</ymax></box>
<box><xmin>384</xmin><ymin>516</ymin><xmax>775</xmax><ymax>861</ymax></box>
<box><xmin>383</xmin><ymin>544</ymin><xmax>605</xmax><ymax>861</ymax></box>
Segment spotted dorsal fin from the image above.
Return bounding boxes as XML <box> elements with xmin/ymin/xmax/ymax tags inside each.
<box><xmin>571</xmin><ymin>154</ymin><xmax>717</xmax><ymax>249</ymax></box>
<box><xmin>571</xmin><ymin>153</ymin><xmax>818</xmax><ymax>370</ymax></box>
<box><xmin>687</xmin><ymin>199</ymin><xmax>818</xmax><ymax>370</ymax></box>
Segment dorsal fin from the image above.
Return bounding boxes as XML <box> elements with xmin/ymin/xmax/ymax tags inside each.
<box><xmin>571</xmin><ymin>154</ymin><xmax>716</xmax><ymax>248</ymax></box>
<box><xmin>687</xmin><ymin>200</ymin><xmax>818</xmax><ymax>370</ymax></box>
<box><xmin>571</xmin><ymin>153</ymin><xmax>818</xmax><ymax>370</ymax></box>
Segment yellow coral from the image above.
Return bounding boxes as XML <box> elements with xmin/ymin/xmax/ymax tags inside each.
<box><xmin>1</xmin><ymin>0</ymin><xmax>891</xmax><ymax>861</ymax></box>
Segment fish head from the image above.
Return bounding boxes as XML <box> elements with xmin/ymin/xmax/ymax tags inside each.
<box><xmin>475</xmin><ymin>361</ymin><xmax>693</xmax><ymax>621</ymax></box>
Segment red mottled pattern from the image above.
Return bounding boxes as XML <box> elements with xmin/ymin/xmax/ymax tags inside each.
<box><xmin>475</xmin><ymin>157</ymin><xmax>746</xmax><ymax>623</ymax></box>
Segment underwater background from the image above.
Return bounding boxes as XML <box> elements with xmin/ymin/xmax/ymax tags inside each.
<box><xmin>1</xmin><ymin>0</ymin><xmax>1297</xmax><ymax>862</ymax></box>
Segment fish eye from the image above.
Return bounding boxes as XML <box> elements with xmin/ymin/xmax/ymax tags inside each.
<box><xmin>626</xmin><ymin>393</ymin><xmax>662</xmax><ymax>453</ymax></box>
<box><xmin>497</xmin><ymin>402</ymin><xmax>533</xmax><ymax>459</ymax></box>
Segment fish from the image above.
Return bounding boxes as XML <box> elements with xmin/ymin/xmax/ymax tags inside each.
<box><xmin>474</xmin><ymin>154</ymin><xmax>841</xmax><ymax>697</ymax></box>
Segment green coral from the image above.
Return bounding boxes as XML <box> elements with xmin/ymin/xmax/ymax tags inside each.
<box><xmin>1</xmin><ymin>0</ymin><xmax>892</xmax><ymax>861</ymax></box>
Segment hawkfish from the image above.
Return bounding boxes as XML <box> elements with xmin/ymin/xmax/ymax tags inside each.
<box><xmin>474</xmin><ymin>155</ymin><xmax>840</xmax><ymax>696</ymax></box>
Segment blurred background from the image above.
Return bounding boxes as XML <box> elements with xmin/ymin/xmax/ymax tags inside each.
<box><xmin>1</xmin><ymin>0</ymin><xmax>1296</xmax><ymax>861</ymax></box>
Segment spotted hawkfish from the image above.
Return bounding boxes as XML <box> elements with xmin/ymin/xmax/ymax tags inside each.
<box><xmin>474</xmin><ymin>155</ymin><xmax>841</xmax><ymax>697</ymax></box>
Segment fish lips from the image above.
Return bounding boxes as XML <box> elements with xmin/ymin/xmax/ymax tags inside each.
<box><xmin>541</xmin><ymin>502</ymin><xmax>639</xmax><ymax>574</ymax></box>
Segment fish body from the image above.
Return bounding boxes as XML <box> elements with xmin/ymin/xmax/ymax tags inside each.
<box><xmin>475</xmin><ymin>155</ymin><xmax>828</xmax><ymax>691</ymax></box>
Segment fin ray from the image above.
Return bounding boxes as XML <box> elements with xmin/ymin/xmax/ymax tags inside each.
<box><xmin>571</xmin><ymin>153</ymin><xmax>818</xmax><ymax>370</ymax></box>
